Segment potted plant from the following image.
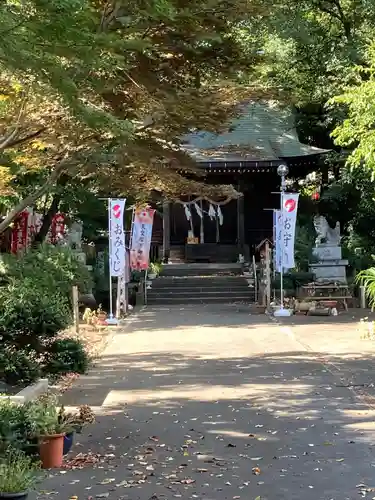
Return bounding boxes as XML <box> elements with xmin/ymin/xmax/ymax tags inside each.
<box><xmin>0</xmin><ymin>449</ymin><xmax>40</xmax><ymax>499</ymax></box>
<box><xmin>58</xmin><ymin>405</ymin><xmax>95</xmax><ymax>455</ymax></box>
<box><xmin>57</xmin><ymin>406</ymin><xmax>76</xmax><ymax>456</ymax></box>
<box><xmin>27</xmin><ymin>394</ymin><xmax>67</xmax><ymax>469</ymax></box>
<box><xmin>96</xmin><ymin>305</ymin><xmax>107</xmax><ymax>325</ymax></box>
<box><xmin>148</xmin><ymin>262</ymin><xmax>161</xmax><ymax>280</ymax></box>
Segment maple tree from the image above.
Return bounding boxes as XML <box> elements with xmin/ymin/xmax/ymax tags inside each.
<box><xmin>0</xmin><ymin>0</ymin><xmax>264</xmax><ymax>233</ymax></box>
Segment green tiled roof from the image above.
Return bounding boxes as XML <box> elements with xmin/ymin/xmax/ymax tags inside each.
<box><xmin>183</xmin><ymin>100</ymin><xmax>329</xmax><ymax>163</ymax></box>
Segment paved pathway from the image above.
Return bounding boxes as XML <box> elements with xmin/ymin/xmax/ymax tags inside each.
<box><xmin>37</xmin><ymin>305</ymin><xmax>375</xmax><ymax>500</ymax></box>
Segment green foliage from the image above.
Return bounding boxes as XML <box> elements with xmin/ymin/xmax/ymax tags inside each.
<box><xmin>0</xmin><ymin>245</ymin><xmax>93</xmax><ymax>299</ymax></box>
<box><xmin>0</xmin><ymin>245</ymin><xmax>91</xmax><ymax>385</ymax></box>
<box><xmin>294</xmin><ymin>223</ymin><xmax>315</xmax><ymax>272</ymax></box>
<box><xmin>0</xmin><ymin>400</ymin><xmax>33</xmax><ymax>455</ymax></box>
<box><xmin>149</xmin><ymin>262</ymin><xmax>162</xmax><ymax>275</ymax></box>
<box><xmin>26</xmin><ymin>394</ymin><xmax>66</xmax><ymax>437</ymax></box>
<box><xmin>0</xmin><ymin>278</ymin><xmax>71</xmax><ymax>352</ymax></box>
<box><xmin>273</xmin><ymin>271</ymin><xmax>314</xmax><ymax>294</ymax></box>
<box><xmin>43</xmin><ymin>338</ymin><xmax>89</xmax><ymax>376</ymax></box>
<box><xmin>0</xmin><ymin>349</ymin><xmax>41</xmax><ymax>386</ymax></box>
<box><xmin>0</xmin><ymin>449</ymin><xmax>40</xmax><ymax>493</ymax></box>
<box><xmin>330</xmin><ymin>45</ymin><xmax>375</xmax><ymax>174</ymax></box>
<box><xmin>355</xmin><ymin>267</ymin><xmax>375</xmax><ymax>307</ymax></box>
<box><xmin>318</xmin><ymin>166</ymin><xmax>375</xmax><ymax>271</ymax></box>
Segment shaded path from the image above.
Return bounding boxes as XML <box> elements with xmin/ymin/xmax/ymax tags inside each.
<box><xmin>37</xmin><ymin>305</ymin><xmax>375</xmax><ymax>500</ymax></box>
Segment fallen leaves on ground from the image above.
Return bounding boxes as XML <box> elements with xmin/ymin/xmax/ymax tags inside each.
<box><xmin>62</xmin><ymin>452</ymin><xmax>103</xmax><ymax>470</ymax></box>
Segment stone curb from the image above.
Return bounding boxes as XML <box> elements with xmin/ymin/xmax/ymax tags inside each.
<box><xmin>0</xmin><ymin>378</ymin><xmax>48</xmax><ymax>403</ymax></box>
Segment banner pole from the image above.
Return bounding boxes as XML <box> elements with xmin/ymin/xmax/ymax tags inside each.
<box><xmin>280</xmin><ymin>191</ymin><xmax>284</xmax><ymax>309</ymax></box>
<box><xmin>274</xmin><ymin>165</ymin><xmax>291</xmax><ymax>317</ymax></box>
<box><xmin>108</xmin><ymin>198</ymin><xmax>114</xmax><ymax>320</ymax></box>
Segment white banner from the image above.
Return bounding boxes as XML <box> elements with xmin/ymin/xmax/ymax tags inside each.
<box><xmin>274</xmin><ymin>193</ymin><xmax>299</xmax><ymax>271</ymax></box>
<box><xmin>109</xmin><ymin>199</ymin><xmax>126</xmax><ymax>277</ymax></box>
<box><xmin>274</xmin><ymin>209</ymin><xmax>282</xmax><ymax>272</ymax></box>
<box><xmin>282</xmin><ymin>193</ymin><xmax>299</xmax><ymax>270</ymax></box>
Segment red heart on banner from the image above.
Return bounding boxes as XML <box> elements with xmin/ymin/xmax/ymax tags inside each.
<box><xmin>284</xmin><ymin>198</ymin><xmax>296</xmax><ymax>213</ymax></box>
<box><xmin>113</xmin><ymin>204</ymin><xmax>121</xmax><ymax>219</ymax></box>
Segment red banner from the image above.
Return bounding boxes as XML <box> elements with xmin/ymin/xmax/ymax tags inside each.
<box><xmin>50</xmin><ymin>213</ymin><xmax>66</xmax><ymax>244</ymax></box>
<box><xmin>11</xmin><ymin>211</ymin><xmax>66</xmax><ymax>253</ymax></box>
<box><xmin>11</xmin><ymin>211</ymin><xmax>29</xmax><ymax>254</ymax></box>
<box><xmin>130</xmin><ymin>208</ymin><xmax>155</xmax><ymax>270</ymax></box>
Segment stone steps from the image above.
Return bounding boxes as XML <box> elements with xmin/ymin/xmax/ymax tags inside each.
<box><xmin>161</xmin><ymin>263</ymin><xmax>243</xmax><ymax>277</ymax></box>
<box><xmin>147</xmin><ymin>263</ymin><xmax>255</xmax><ymax>305</ymax></box>
<box><xmin>147</xmin><ymin>295</ymin><xmax>254</xmax><ymax>305</ymax></box>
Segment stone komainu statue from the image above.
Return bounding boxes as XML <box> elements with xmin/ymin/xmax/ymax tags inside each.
<box><xmin>67</xmin><ymin>221</ymin><xmax>83</xmax><ymax>250</ymax></box>
<box><xmin>313</xmin><ymin>215</ymin><xmax>341</xmax><ymax>246</ymax></box>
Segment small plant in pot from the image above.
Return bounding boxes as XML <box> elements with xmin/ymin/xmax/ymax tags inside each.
<box><xmin>0</xmin><ymin>449</ymin><xmax>40</xmax><ymax>499</ymax></box>
<box><xmin>58</xmin><ymin>405</ymin><xmax>95</xmax><ymax>455</ymax></box>
<box><xmin>27</xmin><ymin>394</ymin><xmax>68</xmax><ymax>469</ymax></box>
<box><xmin>96</xmin><ymin>305</ymin><xmax>107</xmax><ymax>325</ymax></box>
<box><xmin>147</xmin><ymin>262</ymin><xmax>161</xmax><ymax>280</ymax></box>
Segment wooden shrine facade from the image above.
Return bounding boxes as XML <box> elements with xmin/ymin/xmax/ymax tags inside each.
<box><xmin>160</xmin><ymin>156</ymin><xmax>323</xmax><ymax>263</ymax></box>
<box><xmin>159</xmin><ymin>100</ymin><xmax>329</xmax><ymax>263</ymax></box>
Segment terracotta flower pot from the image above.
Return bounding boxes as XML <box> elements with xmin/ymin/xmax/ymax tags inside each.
<box><xmin>0</xmin><ymin>492</ymin><xmax>29</xmax><ymax>499</ymax></box>
<box><xmin>39</xmin><ymin>433</ymin><xmax>65</xmax><ymax>469</ymax></box>
<box><xmin>97</xmin><ymin>312</ymin><xmax>107</xmax><ymax>325</ymax></box>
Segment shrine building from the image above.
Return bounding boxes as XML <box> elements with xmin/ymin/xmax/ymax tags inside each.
<box><xmin>157</xmin><ymin>100</ymin><xmax>328</xmax><ymax>263</ymax></box>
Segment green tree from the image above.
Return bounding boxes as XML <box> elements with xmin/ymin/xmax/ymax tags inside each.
<box><xmin>0</xmin><ymin>0</ymin><xmax>264</xmax><ymax>233</ymax></box>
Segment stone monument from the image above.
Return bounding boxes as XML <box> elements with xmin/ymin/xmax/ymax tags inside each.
<box><xmin>65</xmin><ymin>221</ymin><xmax>87</xmax><ymax>265</ymax></box>
<box><xmin>309</xmin><ymin>215</ymin><xmax>348</xmax><ymax>283</ymax></box>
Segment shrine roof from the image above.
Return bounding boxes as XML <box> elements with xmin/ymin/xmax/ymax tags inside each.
<box><xmin>182</xmin><ymin>100</ymin><xmax>329</xmax><ymax>167</ymax></box>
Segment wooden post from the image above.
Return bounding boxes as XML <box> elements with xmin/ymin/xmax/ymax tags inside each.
<box><xmin>72</xmin><ymin>286</ymin><xmax>79</xmax><ymax>335</ymax></box>
<box><xmin>199</xmin><ymin>199</ymin><xmax>204</xmax><ymax>244</ymax></box>
<box><xmin>116</xmin><ymin>278</ymin><xmax>121</xmax><ymax>318</ymax></box>
<box><xmin>253</xmin><ymin>255</ymin><xmax>257</xmax><ymax>303</ymax></box>
<box><xmin>162</xmin><ymin>200</ymin><xmax>170</xmax><ymax>263</ymax></box>
<box><xmin>360</xmin><ymin>286</ymin><xmax>366</xmax><ymax>309</ymax></box>
<box><xmin>237</xmin><ymin>191</ymin><xmax>245</xmax><ymax>253</ymax></box>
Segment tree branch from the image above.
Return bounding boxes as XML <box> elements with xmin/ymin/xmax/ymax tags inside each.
<box><xmin>0</xmin><ymin>95</ymin><xmax>28</xmax><ymax>152</ymax></box>
<box><xmin>314</xmin><ymin>0</ymin><xmax>351</xmax><ymax>39</ymax></box>
<box><xmin>4</xmin><ymin>127</ymin><xmax>47</xmax><ymax>149</ymax></box>
<box><xmin>0</xmin><ymin>159</ymin><xmax>67</xmax><ymax>234</ymax></box>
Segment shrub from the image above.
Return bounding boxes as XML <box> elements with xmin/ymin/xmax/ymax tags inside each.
<box><xmin>0</xmin><ymin>349</ymin><xmax>42</xmax><ymax>386</ymax></box>
<box><xmin>0</xmin><ymin>278</ymin><xmax>72</xmax><ymax>352</ymax></box>
<box><xmin>0</xmin><ymin>449</ymin><xmax>40</xmax><ymax>492</ymax></box>
<box><xmin>0</xmin><ymin>400</ymin><xmax>35</xmax><ymax>455</ymax></box>
<box><xmin>0</xmin><ymin>244</ymin><xmax>93</xmax><ymax>302</ymax></box>
<box><xmin>43</xmin><ymin>338</ymin><xmax>89</xmax><ymax>376</ymax></box>
<box><xmin>356</xmin><ymin>267</ymin><xmax>375</xmax><ymax>306</ymax></box>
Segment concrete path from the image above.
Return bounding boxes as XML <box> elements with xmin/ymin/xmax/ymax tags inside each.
<box><xmin>37</xmin><ymin>305</ymin><xmax>375</xmax><ymax>500</ymax></box>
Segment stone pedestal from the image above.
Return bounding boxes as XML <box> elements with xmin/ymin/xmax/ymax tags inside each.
<box><xmin>309</xmin><ymin>245</ymin><xmax>348</xmax><ymax>283</ymax></box>
<box><xmin>73</xmin><ymin>251</ymin><xmax>87</xmax><ymax>265</ymax></box>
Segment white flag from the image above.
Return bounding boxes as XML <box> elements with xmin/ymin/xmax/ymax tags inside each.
<box><xmin>281</xmin><ymin>193</ymin><xmax>299</xmax><ymax>270</ymax></box>
<box><xmin>194</xmin><ymin>202</ymin><xmax>203</xmax><ymax>219</ymax></box>
<box><xmin>217</xmin><ymin>205</ymin><xmax>223</xmax><ymax>225</ymax></box>
<box><xmin>274</xmin><ymin>209</ymin><xmax>283</xmax><ymax>272</ymax></box>
<box><xmin>208</xmin><ymin>204</ymin><xmax>216</xmax><ymax>220</ymax></box>
<box><xmin>184</xmin><ymin>203</ymin><xmax>192</xmax><ymax>221</ymax></box>
<box><xmin>109</xmin><ymin>199</ymin><xmax>126</xmax><ymax>277</ymax></box>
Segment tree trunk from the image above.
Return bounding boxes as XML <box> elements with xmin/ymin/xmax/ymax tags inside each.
<box><xmin>32</xmin><ymin>174</ymin><xmax>68</xmax><ymax>246</ymax></box>
<box><xmin>0</xmin><ymin>161</ymin><xmax>67</xmax><ymax>234</ymax></box>
<box><xmin>32</xmin><ymin>195</ymin><xmax>61</xmax><ymax>246</ymax></box>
